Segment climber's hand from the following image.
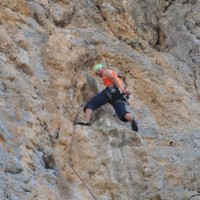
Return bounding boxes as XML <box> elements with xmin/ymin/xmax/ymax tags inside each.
<box><xmin>122</xmin><ymin>88</ymin><xmax>131</xmax><ymax>96</ymax></box>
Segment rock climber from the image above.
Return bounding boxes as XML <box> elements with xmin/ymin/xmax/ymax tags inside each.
<box><xmin>76</xmin><ymin>64</ymin><xmax>138</xmax><ymax>132</ymax></box>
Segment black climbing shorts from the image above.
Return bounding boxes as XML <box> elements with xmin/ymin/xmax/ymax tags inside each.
<box><xmin>84</xmin><ymin>87</ymin><xmax>130</xmax><ymax>122</ymax></box>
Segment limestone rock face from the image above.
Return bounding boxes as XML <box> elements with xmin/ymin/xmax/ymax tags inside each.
<box><xmin>0</xmin><ymin>0</ymin><xmax>200</xmax><ymax>200</ymax></box>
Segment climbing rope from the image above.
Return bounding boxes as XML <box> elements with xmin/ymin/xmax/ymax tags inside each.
<box><xmin>68</xmin><ymin>105</ymin><xmax>98</xmax><ymax>200</ymax></box>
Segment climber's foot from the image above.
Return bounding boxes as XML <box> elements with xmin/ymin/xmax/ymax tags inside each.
<box><xmin>131</xmin><ymin>119</ymin><xmax>138</xmax><ymax>132</ymax></box>
<box><xmin>75</xmin><ymin>120</ymin><xmax>92</xmax><ymax>126</ymax></box>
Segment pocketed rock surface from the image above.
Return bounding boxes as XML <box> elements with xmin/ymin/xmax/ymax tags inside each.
<box><xmin>0</xmin><ymin>0</ymin><xmax>200</xmax><ymax>199</ymax></box>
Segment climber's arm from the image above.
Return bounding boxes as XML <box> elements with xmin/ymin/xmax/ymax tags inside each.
<box><xmin>102</xmin><ymin>70</ymin><xmax>125</xmax><ymax>92</ymax></box>
<box><xmin>102</xmin><ymin>70</ymin><xmax>131</xmax><ymax>96</ymax></box>
<box><xmin>103</xmin><ymin>70</ymin><xmax>131</xmax><ymax>95</ymax></box>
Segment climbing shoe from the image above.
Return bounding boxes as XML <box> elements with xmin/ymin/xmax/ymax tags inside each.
<box><xmin>131</xmin><ymin>119</ymin><xmax>138</xmax><ymax>132</ymax></box>
<box><xmin>75</xmin><ymin>120</ymin><xmax>92</xmax><ymax>126</ymax></box>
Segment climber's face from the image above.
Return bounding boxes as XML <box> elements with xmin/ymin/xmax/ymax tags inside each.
<box><xmin>96</xmin><ymin>69</ymin><xmax>103</xmax><ymax>77</ymax></box>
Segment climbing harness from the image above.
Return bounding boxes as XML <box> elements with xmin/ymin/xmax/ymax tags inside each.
<box><xmin>68</xmin><ymin>105</ymin><xmax>98</xmax><ymax>200</ymax></box>
<box><xmin>106</xmin><ymin>85</ymin><xmax>130</xmax><ymax>105</ymax></box>
<box><xmin>109</xmin><ymin>85</ymin><xmax>116</xmax><ymax>93</ymax></box>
